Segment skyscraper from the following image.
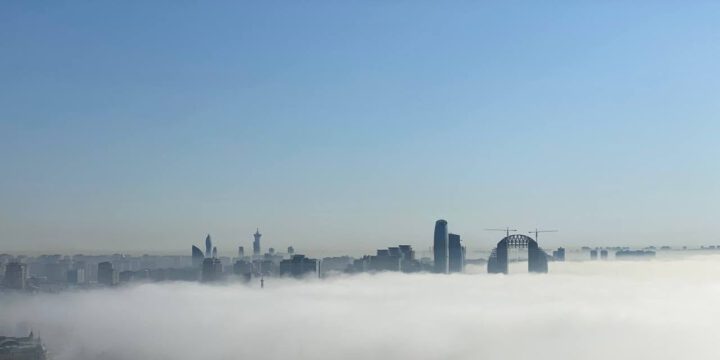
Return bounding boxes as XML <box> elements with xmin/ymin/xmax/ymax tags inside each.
<box><xmin>238</xmin><ymin>246</ymin><xmax>245</xmax><ymax>257</ymax></box>
<box><xmin>201</xmin><ymin>258</ymin><xmax>223</xmax><ymax>282</ymax></box>
<box><xmin>433</xmin><ymin>220</ymin><xmax>449</xmax><ymax>274</ymax></box>
<box><xmin>66</xmin><ymin>267</ymin><xmax>85</xmax><ymax>284</ymax></box>
<box><xmin>279</xmin><ymin>255</ymin><xmax>319</xmax><ymax>278</ymax></box>
<box><xmin>205</xmin><ymin>234</ymin><xmax>212</xmax><ymax>258</ymax></box>
<box><xmin>3</xmin><ymin>262</ymin><xmax>27</xmax><ymax>290</ymax></box>
<box><xmin>212</xmin><ymin>246</ymin><xmax>218</xmax><ymax>258</ymax></box>
<box><xmin>97</xmin><ymin>261</ymin><xmax>118</xmax><ymax>286</ymax></box>
<box><xmin>253</xmin><ymin>228</ymin><xmax>262</xmax><ymax>256</ymax></box>
<box><xmin>448</xmin><ymin>233</ymin><xmax>465</xmax><ymax>273</ymax></box>
<box><xmin>191</xmin><ymin>245</ymin><xmax>204</xmax><ymax>267</ymax></box>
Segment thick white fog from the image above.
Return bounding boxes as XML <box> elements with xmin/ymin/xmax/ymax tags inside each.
<box><xmin>3</xmin><ymin>255</ymin><xmax>720</xmax><ymax>360</ymax></box>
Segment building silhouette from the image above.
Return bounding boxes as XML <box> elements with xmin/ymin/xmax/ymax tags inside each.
<box><xmin>201</xmin><ymin>258</ymin><xmax>223</xmax><ymax>282</ymax></box>
<box><xmin>3</xmin><ymin>262</ymin><xmax>27</xmax><ymax>290</ymax></box>
<box><xmin>348</xmin><ymin>245</ymin><xmax>421</xmax><ymax>273</ymax></box>
<box><xmin>600</xmin><ymin>249</ymin><xmax>609</xmax><ymax>260</ymax></box>
<box><xmin>320</xmin><ymin>256</ymin><xmax>353</xmax><ymax>275</ymax></box>
<box><xmin>371</xmin><ymin>249</ymin><xmax>401</xmax><ymax>272</ymax></box>
<box><xmin>238</xmin><ymin>246</ymin><xmax>245</xmax><ymax>257</ymax></box>
<box><xmin>488</xmin><ymin>234</ymin><xmax>548</xmax><ymax>274</ymax></box>
<box><xmin>279</xmin><ymin>255</ymin><xmax>319</xmax><ymax>278</ymax></box>
<box><xmin>191</xmin><ymin>245</ymin><xmax>204</xmax><ymax>267</ymax></box>
<box><xmin>616</xmin><ymin>249</ymin><xmax>655</xmax><ymax>259</ymax></box>
<box><xmin>205</xmin><ymin>234</ymin><xmax>212</xmax><ymax>258</ymax></box>
<box><xmin>97</xmin><ymin>261</ymin><xmax>118</xmax><ymax>286</ymax></box>
<box><xmin>253</xmin><ymin>259</ymin><xmax>276</xmax><ymax>276</ymax></box>
<box><xmin>253</xmin><ymin>229</ymin><xmax>262</xmax><ymax>256</ymax></box>
<box><xmin>233</xmin><ymin>260</ymin><xmax>253</xmax><ymax>281</ymax></box>
<box><xmin>433</xmin><ymin>220</ymin><xmax>449</xmax><ymax>274</ymax></box>
<box><xmin>287</xmin><ymin>246</ymin><xmax>295</xmax><ymax>255</ymax></box>
<box><xmin>448</xmin><ymin>233</ymin><xmax>465</xmax><ymax>273</ymax></box>
<box><xmin>66</xmin><ymin>268</ymin><xmax>85</xmax><ymax>284</ymax></box>
<box><xmin>212</xmin><ymin>246</ymin><xmax>218</xmax><ymax>258</ymax></box>
<box><xmin>119</xmin><ymin>270</ymin><xmax>134</xmax><ymax>283</ymax></box>
<box><xmin>0</xmin><ymin>332</ymin><xmax>47</xmax><ymax>360</ymax></box>
<box><xmin>552</xmin><ymin>247</ymin><xmax>566</xmax><ymax>261</ymax></box>
<box><xmin>590</xmin><ymin>249</ymin><xmax>598</xmax><ymax>260</ymax></box>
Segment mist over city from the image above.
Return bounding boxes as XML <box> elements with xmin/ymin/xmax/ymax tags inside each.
<box><xmin>3</xmin><ymin>1</ymin><xmax>720</xmax><ymax>359</ymax></box>
<box><xmin>1</xmin><ymin>255</ymin><xmax>719</xmax><ymax>360</ymax></box>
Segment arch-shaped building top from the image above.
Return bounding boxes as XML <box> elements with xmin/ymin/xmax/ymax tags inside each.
<box><xmin>487</xmin><ymin>234</ymin><xmax>548</xmax><ymax>274</ymax></box>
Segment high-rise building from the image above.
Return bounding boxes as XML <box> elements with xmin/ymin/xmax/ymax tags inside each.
<box><xmin>600</xmin><ymin>249</ymin><xmax>609</xmax><ymax>260</ymax></box>
<box><xmin>279</xmin><ymin>255</ymin><xmax>319</xmax><ymax>278</ymax></box>
<box><xmin>253</xmin><ymin>228</ymin><xmax>262</xmax><ymax>256</ymax></box>
<box><xmin>238</xmin><ymin>246</ymin><xmax>245</xmax><ymax>257</ymax></box>
<box><xmin>553</xmin><ymin>247</ymin><xmax>566</xmax><ymax>261</ymax></box>
<box><xmin>398</xmin><ymin>245</ymin><xmax>415</xmax><ymax>260</ymax></box>
<box><xmin>448</xmin><ymin>233</ymin><xmax>465</xmax><ymax>273</ymax></box>
<box><xmin>191</xmin><ymin>245</ymin><xmax>204</xmax><ymax>267</ymax></box>
<box><xmin>205</xmin><ymin>234</ymin><xmax>213</xmax><ymax>258</ymax></box>
<box><xmin>233</xmin><ymin>260</ymin><xmax>253</xmax><ymax>282</ymax></box>
<box><xmin>119</xmin><ymin>270</ymin><xmax>134</xmax><ymax>283</ymax></box>
<box><xmin>397</xmin><ymin>245</ymin><xmax>421</xmax><ymax>273</ymax></box>
<box><xmin>433</xmin><ymin>220</ymin><xmax>449</xmax><ymax>274</ymax></box>
<box><xmin>3</xmin><ymin>262</ymin><xmax>27</xmax><ymax>290</ymax></box>
<box><xmin>287</xmin><ymin>246</ymin><xmax>295</xmax><ymax>255</ymax></box>
<box><xmin>201</xmin><ymin>258</ymin><xmax>223</xmax><ymax>282</ymax></box>
<box><xmin>97</xmin><ymin>261</ymin><xmax>118</xmax><ymax>286</ymax></box>
<box><xmin>66</xmin><ymin>268</ymin><xmax>86</xmax><ymax>284</ymax></box>
<box><xmin>368</xmin><ymin>249</ymin><xmax>401</xmax><ymax>272</ymax></box>
<box><xmin>212</xmin><ymin>246</ymin><xmax>218</xmax><ymax>258</ymax></box>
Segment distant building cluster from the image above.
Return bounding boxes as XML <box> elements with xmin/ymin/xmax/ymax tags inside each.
<box><xmin>0</xmin><ymin>332</ymin><xmax>46</xmax><ymax>360</ymax></box>
<box><xmin>3</xmin><ymin>221</ymin><xmax>703</xmax><ymax>293</ymax></box>
<box><xmin>348</xmin><ymin>245</ymin><xmax>424</xmax><ymax>273</ymax></box>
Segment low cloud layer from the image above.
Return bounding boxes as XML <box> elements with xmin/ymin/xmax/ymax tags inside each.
<box><xmin>3</xmin><ymin>255</ymin><xmax>720</xmax><ymax>360</ymax></box>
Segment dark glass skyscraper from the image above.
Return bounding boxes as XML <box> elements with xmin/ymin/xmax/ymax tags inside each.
<box><xmin>191</xmin><ymin>245</ymin><xmax>204</xmax><ymax>267</ymax></box>
<box><xmin>205</xmin><ymin>234</ymin><xmax>212</xmax><ymax>258</ymax></box>
<box><xmin>433</xmin><ymin>219</ymin><xmax>449</xmax><ymax>274</ymax></box>
<box><xmin>448</xmin><ymin>233</ymin><xmax>464</xmax><ymax>273</ymax></box>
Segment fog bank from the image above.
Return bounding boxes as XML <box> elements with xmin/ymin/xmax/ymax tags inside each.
<box><xmin>3</xmin><ymin>255</ymin><xmax>720</xmax><ymax>360</ymax></box>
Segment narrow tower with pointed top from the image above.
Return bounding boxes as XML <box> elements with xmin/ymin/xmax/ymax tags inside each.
<box><xmin>205</xmin><ymin>234</ymin><xmax>212</xmax><ymax>258</ymax></box>
<box><xmin>253</xmin><ymin>228</ymin><xmax>262</xmax><ymax>256</ymax></box>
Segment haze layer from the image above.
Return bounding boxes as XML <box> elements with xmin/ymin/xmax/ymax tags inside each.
<box><xmin>2</xmin><ymin>255</ymin><xmax>719</xmax><ymax>360</ymax></box>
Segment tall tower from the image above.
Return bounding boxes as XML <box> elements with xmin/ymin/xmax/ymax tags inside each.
<box><xmin>448</xmin><ymin>233</ymin><xmax>464</xmax><ymax>273</ymax></box>
<box><xmin>253</xmin><ymin>228</ymin><xmax>262</xmax><ymax>256</ymax></box>
<box><xmin>433</xmin><ymin>220</ymin><xmax>449</xmax><ymax>274</ymax></box>
<box><xmin>205</xmin><ymin>234</ymin><xmax>212</xmax><ymax>258</ymax></box>
<box><xmin>191</xmin><ymin>245</ymin><xmax>204</xmax><ymax>267</ymax></box>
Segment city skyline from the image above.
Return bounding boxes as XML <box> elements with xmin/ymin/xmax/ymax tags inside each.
<box><xmin>2</xmin><ymin>2</ymin><xmax>720</xmax><ymax>252</ymax></box>
<box><xmin>3</xmin><ymin>2</ymin><xmax>720</xmax><ymax>360</ymax></box>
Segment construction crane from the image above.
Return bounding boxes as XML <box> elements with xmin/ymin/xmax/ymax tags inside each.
<box><xmin>528</xmin><ymin>229</ymin><xmax>558</xmax><ymax>242</ymax></box>
<box><xmin>485</xmin><ymin>227</ymin><xmax>518</xmax><ymax>238</ymax></box>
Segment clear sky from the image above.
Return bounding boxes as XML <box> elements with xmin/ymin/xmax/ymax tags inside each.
<box><xmin>1</xmin><ymin>1</ymin><xmax>719</xmax><ymax>255</ymax></box>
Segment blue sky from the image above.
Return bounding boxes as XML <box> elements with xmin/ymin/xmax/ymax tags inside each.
<box><xmin>1</xmin><ymin>1</ymin><xmax>719</xmax><ymax>255</ymax></box>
